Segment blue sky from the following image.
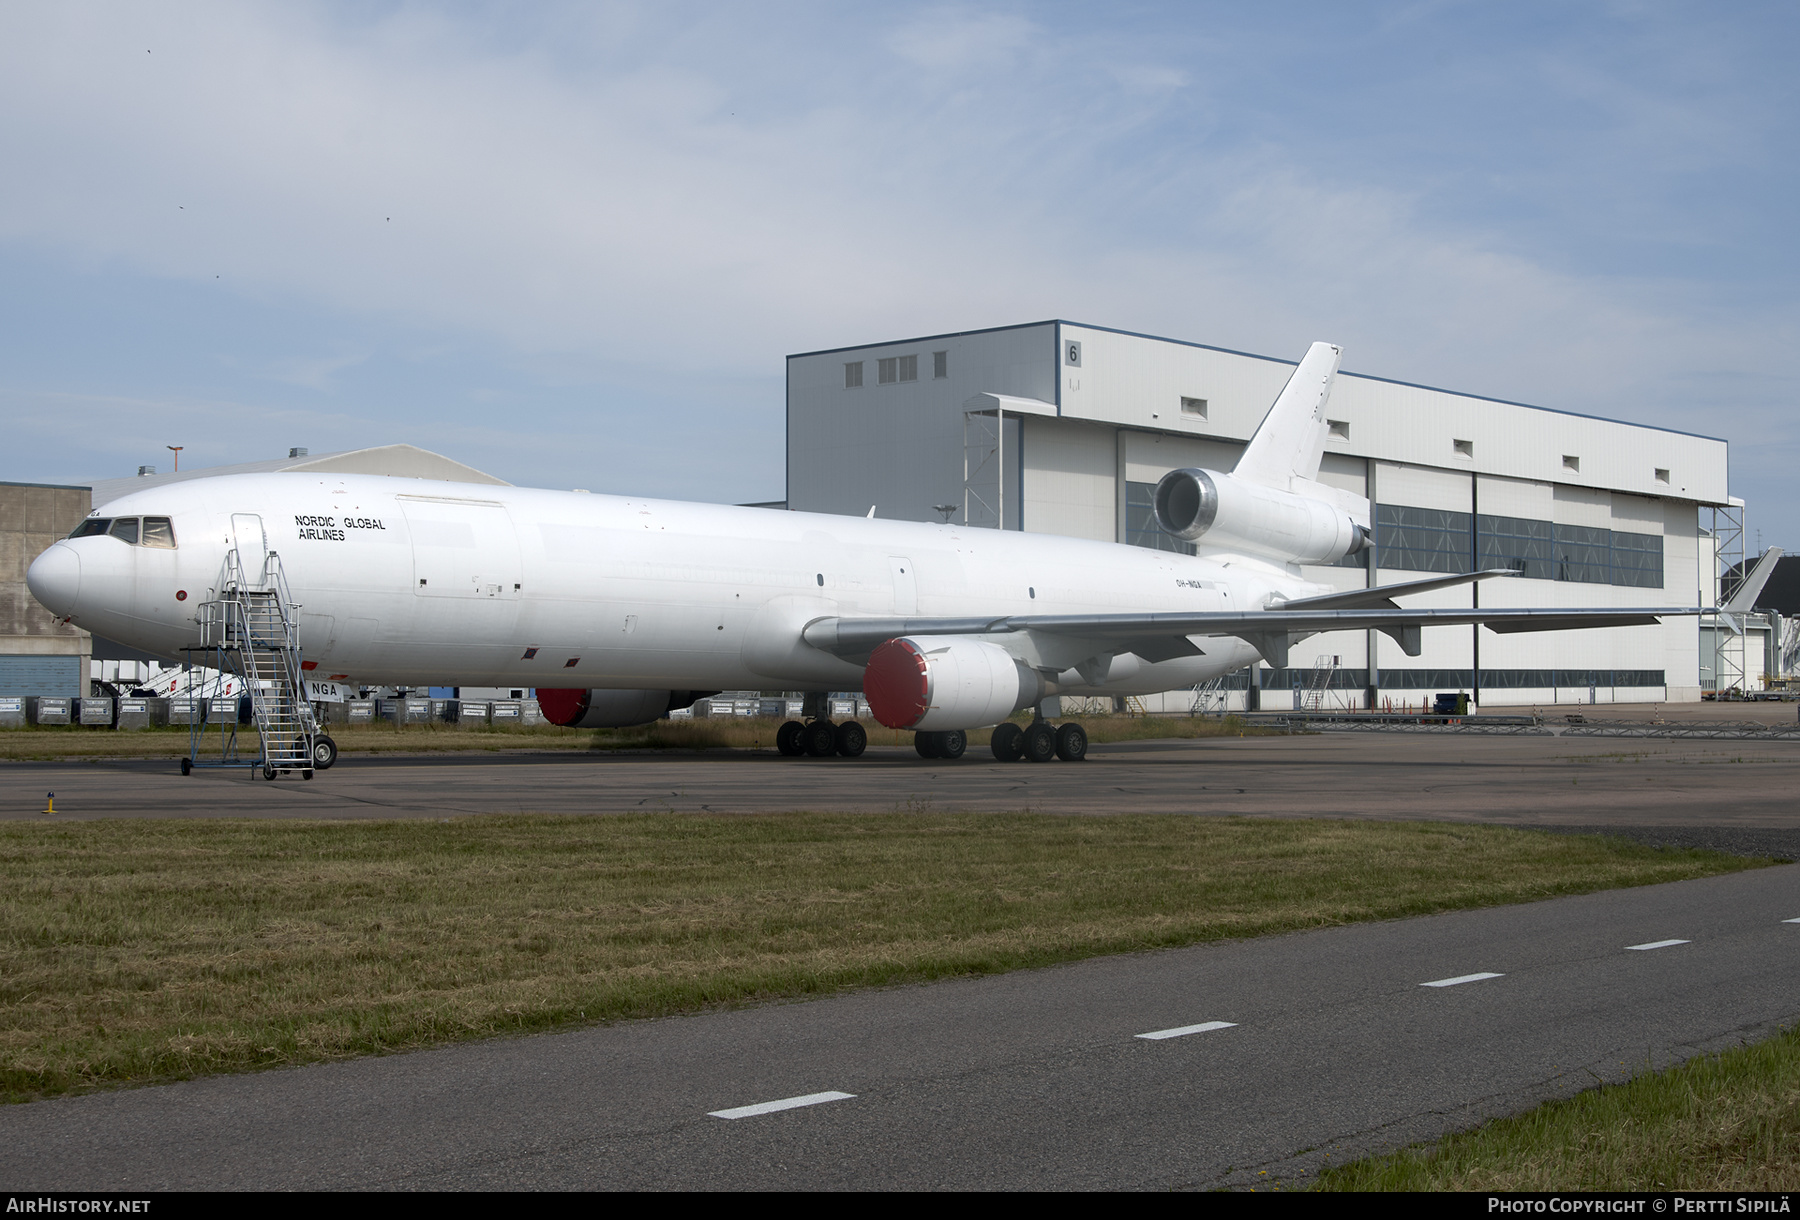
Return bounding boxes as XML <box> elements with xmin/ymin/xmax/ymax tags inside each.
<box><xmin>3</xmin><ymin>2</ymin><xmax>1796</xmax><ymax>545</ymax></box>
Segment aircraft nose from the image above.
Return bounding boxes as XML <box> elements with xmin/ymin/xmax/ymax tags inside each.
<box><xmin>26</xmin><ymin>543</ymin><xmax>80</xmax><ymax>617</ymax></box>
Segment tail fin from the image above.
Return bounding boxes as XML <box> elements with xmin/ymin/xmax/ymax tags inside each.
<box><xmin>1718</xmin><ymin>547</ymin><xmax>1783</xmax><ymax>634</ymax></box>
<box><xmin>1233</xmin><ymin>341</ymin><xmax>1342</xmax><ymax>491</ymax></box>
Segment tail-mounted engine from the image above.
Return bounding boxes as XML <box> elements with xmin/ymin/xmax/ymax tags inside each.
<box><xmin>1152</xmin><ymin>467</ymin><xmax>1368</xmax><ymax>565</ymax></box>
<box><xmin>863</xmin><ymin>637</ymin><xmax>1044</xmax><ymax>731</ymax></box>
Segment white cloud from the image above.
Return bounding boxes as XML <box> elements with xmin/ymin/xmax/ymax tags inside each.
<box><xmin>885</xmin><ymin>7</ymin><xmax>1039</xmax><ymax>72</ymax></box>
<box><xmin>0</xmin><ymin>1</ymin><xmax>1794</xmax><ymax>529</ymax></box>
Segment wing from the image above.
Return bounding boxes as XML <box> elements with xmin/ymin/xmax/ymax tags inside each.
<box><xmin>801</xmin><ymin>568</ymin><xmax>1698</xmax><ymax>670</ymax></box>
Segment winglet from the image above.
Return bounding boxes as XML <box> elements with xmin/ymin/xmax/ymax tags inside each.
<box><xmin>1233</xmin><ymin>342</ymin><xmax>1342</xmax><ymax>490</ymax></box>
<box><xmin>1718</xmin><ymin>547</ymin><xmax>1782</xmax><ymax>635</ymax></box>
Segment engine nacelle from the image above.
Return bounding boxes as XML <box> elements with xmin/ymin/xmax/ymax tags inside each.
<box><xmin>1153</xmin><ymin>467</ymin><xmax>1368</xmax><ymax>565</ymax></box>
<box><xmin>536</xmin><ymin>688</ymin><xmax>712</xmax><ymax>728</ymax></box>
<box><xmin>863</xmin><ymin>637</ymin><xmax>1042</xmax><ymax>731</ymax></box>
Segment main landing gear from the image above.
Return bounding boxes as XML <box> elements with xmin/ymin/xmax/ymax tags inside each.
<box><xmin>988</xmin><ymin>719</ymin><xmax>1087</xmax><ymax>763</ymax></box>
<box><xmin>776</xmin><ymin>718</ymin><xmax>868</xmax><ymax>759</ymax></box>
<box><xmin>775</xmin><ymin>693</ymin><xmax>868</xmax><ymax>760</ymax></box>
<box><xmin>914</xmin><ymin>729</ymin><xmax>966</xmax><ymax>759</ymax></box>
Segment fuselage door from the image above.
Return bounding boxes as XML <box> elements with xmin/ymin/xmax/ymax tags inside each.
<box><xmin>397</xmin><ymin>496</ymin><xmax>523</xmax><ymax>646</ymax></box>
<box><xmin>231</xmin><ymin>514</ymin><xmax>268</xmax><ymax>589</ymax></box>
<box><xmin>889</xmin><ymin>556</ymin><xmax>918</xmax><ymax>615</ymax></box>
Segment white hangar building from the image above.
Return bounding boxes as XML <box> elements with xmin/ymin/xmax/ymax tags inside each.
<box><xmin>785</xmin><ymin>320</ymin><xmax>1743</xmax><ymax>710</ymax></box>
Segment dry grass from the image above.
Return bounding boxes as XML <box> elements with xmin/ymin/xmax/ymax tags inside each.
<box><xmin>1315</xmin><ymin>1025</ymin><xmax>1800</xmax><ymax>1191</ymax></box>
<box><xmin>0</xmin><ymin>814</ymin><xmax>1761</xmax><ymax>1102</ymax></box>
<box><xmin>0</xmin><ymin>713</ymin><xmax>1266</xmax><ymax>760</ymax></box>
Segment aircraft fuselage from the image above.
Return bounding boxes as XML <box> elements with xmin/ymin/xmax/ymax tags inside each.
<box><xmin>30</xmin><ymin>472</ymin><xmax>1306</xmax><ymax>695</ymax></box>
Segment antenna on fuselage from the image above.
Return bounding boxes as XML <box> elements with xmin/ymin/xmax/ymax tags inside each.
<box><xmin>166</xmin><ymin>445</ymin><xmax>183</xmax><ymax>472</ymax></box>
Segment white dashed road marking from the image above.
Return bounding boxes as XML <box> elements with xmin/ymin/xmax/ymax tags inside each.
<box><xmin>1784</xmin><ymin>918</ymin><xmax>1800</xmax><ymax>925</ymax></box>
<box><xmin>1420</xmin><ymin>972</ymin><xmax>1504</xmax><ymax>988</ymax></box>
<box><xmin>708</xmin><ymin>1091</ymin><xmax>856</xmax><ymax>1120</ymax></box>
<box><xmin>1136</xmin><ymin>1021</ymin><xmax>1237</xmax><ymax>1041</ymax></box>
<box><xmin>1625</xmin><ymin>939</ymin><xmax>1690</xmax><ymax>951</ymax></box>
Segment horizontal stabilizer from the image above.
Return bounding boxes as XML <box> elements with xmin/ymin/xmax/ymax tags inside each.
<box><xmin>1717</xmin><ymin>547</ymin><xmax>1783</xmax><ymax>634</ymax></box>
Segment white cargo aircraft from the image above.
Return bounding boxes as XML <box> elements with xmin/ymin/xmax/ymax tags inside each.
<box><xmin>27</xmin><ymin>342</ymin><xmax>1777</xmax><ymax>766</ymax></box>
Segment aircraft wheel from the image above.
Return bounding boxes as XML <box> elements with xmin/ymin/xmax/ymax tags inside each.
<box><xmin>914</xmin><ymin>731</ymin><xmax>941</xmax><ymax>758</ymax></box>
<box><xmin>937</xmin><ymin>728</ymin><xmax>967</xmax><ymax>760</ymax></box>
<box><xmin>834</xmin><ymin>720</ymin><xmax>867</xmax><ymax>758</ymax></box>
<box><xmin>776</xmin><ymin>720</ymin><xmax>806</xmax><ymax>757</ymax></box>
<box><xmin>802</xmin><ymin>720</ymin><xmax>838</xmax><ymax>757</ymax></box>
<box><xmin>312</xmin><ymin>735</ymin><xmax>338</xmax><ymax>770</ymax></box>
<box><xmin>180</xmin><ymin>757</ymin><xmax>192</xmax><ymax>776</ymax></box>
<box><xmin>990</xmin><ymin>722</ymin><xmax>1024</xmax><ymax>762</ymax></box>
<box><xmin>1054</xmin><ymin>722</ymin><xmax>1089</xmax><ymax>762</ymax></box>
<box><xmin>1022</xmin><ymin>721</ymin><xmax>1057</xmax><ymax>763</ymax></box>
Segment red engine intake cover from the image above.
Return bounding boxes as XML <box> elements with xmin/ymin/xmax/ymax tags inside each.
<box><xmin>863</xmin><ymin>638</ymin><xmax>931</xmax><ymax>729</ymax></box>
<box><xmin>535</xmin><ymin>688</ymin><xmax>590</xmax><ymax>727</ymax></box>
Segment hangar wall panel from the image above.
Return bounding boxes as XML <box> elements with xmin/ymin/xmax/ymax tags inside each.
<box><xmin>1377</xmin><ymin>462</ymin><xmax>1472</xmax><ymax>512</ymax></box>
<box><xmin>1057</xmin><ymin>325</ymin><xmax>1294</xmax><ymax>443</ymax></box>
<box><xmin>1021</xmin><ymin>418</ymin><xmax>1115</xmax><ymax>543</ymax></box>
<box><xmin>787</xmin><ymin>323</ymin><xmax>1054</xmax><ymax>523</ymax></box>
<box><xmin>1</xmin><ymin>481</ymin><xmax>91</xmax><ymax>697</ymax></box>
<box><xmin>1552</xmin><ymin>484</ymin><xmax>1612</xmax><ymax>528</ymax></box>
<box><xmin>1475</xmin><ymin>474</ymin><xmax>1553</xmax><ymax>521</ymax></box>
<box><xmin>1120</xmin><ymin>431</ymin><xmax>1245</xmax><ymax>485</ymax></box>
<box><xmin>1315</xmin><ymin>453</ymin><xmax>1367</xmax><ymax>498</ymax></box>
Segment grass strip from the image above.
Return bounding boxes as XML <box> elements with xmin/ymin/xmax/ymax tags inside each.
<box><xmin>0</xmin><ymin>713</ymin><xmax>1268</xmax><ymax>760</ymax></box>
<box><xmin>0</xmin><ymin>814</ymin><xmax>1763</xmax><ymax>1102</ymax></box>
<box><xmin>1313</xmin><ymin>1024</ymin><xmax>1800</xmax><ymax>1191</ymax></box>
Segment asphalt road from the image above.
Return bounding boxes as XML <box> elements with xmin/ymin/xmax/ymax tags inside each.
<box><xmin>1</xmin><ymin>863</ymin><xmax>1794</xmax><ymax>1190</ymax></box>
<box><xmin>4</xmin><ymin>731</ymin><xmax>1800</xmax><ymax>833</ymax></box>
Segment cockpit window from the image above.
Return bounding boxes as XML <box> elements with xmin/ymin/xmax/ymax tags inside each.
<box><xmin>68</xmin><ymin>515</ymin><xmax>179</xmax><ymax>548</ymax></box>
<box><xmin>141</xmin><ymin>517</ymin><xmax>176</xmax><ymax>548</ymax></box>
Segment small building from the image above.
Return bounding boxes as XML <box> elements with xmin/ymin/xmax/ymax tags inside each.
<box><xmin>787</xmin><ymin>320</ymin><xmax>1737</xmax><ymax>708</ymax></box>
<box><xmin>0</xmin><ymin>481</ymin><xmax>93</xmax><ymax>696</ymax></box>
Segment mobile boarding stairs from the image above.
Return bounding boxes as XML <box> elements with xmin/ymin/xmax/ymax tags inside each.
<box><xmin>181</xmin><ymin>548</ymin><xmax>320</xmax><ymax>780</ymax></box>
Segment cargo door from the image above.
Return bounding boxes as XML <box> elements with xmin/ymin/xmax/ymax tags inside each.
<box><xmin>399</xmin><ymin>497</ymin><xmax>522</xmax><ymax>644</ymax></box>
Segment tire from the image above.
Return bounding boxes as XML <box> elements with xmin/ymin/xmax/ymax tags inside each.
<box><xmin>180</xmin><ymin>757</ymin><xmax>192</xmax><ymax>776</ymax></box>
<box><xmin>914</xmin><ymin>731</ymin><xmax>941</xmax><ymax>758</ymax></box>
<box><xmin>803</xmin><ymin>720</ymin><xmax>838</xmax><ymax>757</ymax></box>
<box><xmin>303</xmin><ymin>768</ymin><xmax>314</xmax><ymax>780</ymax></box>
<box><xmin>990</xmin><ymin>722</ymin><xmax>1024</xmax><ymax>762</ymax></box>
<box><xmin>1054</xmin><ymin>722</ymin><xmax>1088</xmax><ymax>762</ymax></box>
<box><xmin>938</xmin><ymin>728</ymin><xmax>967</xmax><ymax>760</ymax></box>
<box><xmin>312</xmin><ymin>735</ymin><xmax>338</xmax><ymax>770</ymax></box>
<box><xmin>834</xmin><ymin>720</ymin><xmax>868</xmax><ymax>758</ymax></box>
<box><xmin>261</xmin><ymin>763</ymin><xmax>278</xmax><ymax>781</ymax></box>
<box><xmin>1023</xmin><ymin>721</ymin><xmax>1057</xmax><ymax>763</ymax></box>
<box><xmin>776</xmin><ymin>720</ymin><xmax>807</xmax><ymax>757</ymax></box>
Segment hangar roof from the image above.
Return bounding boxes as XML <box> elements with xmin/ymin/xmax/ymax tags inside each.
<box><xmin>85</xmin><ymin>444</ymin><xmax>507</xmax><ymax>507</ymax></box>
